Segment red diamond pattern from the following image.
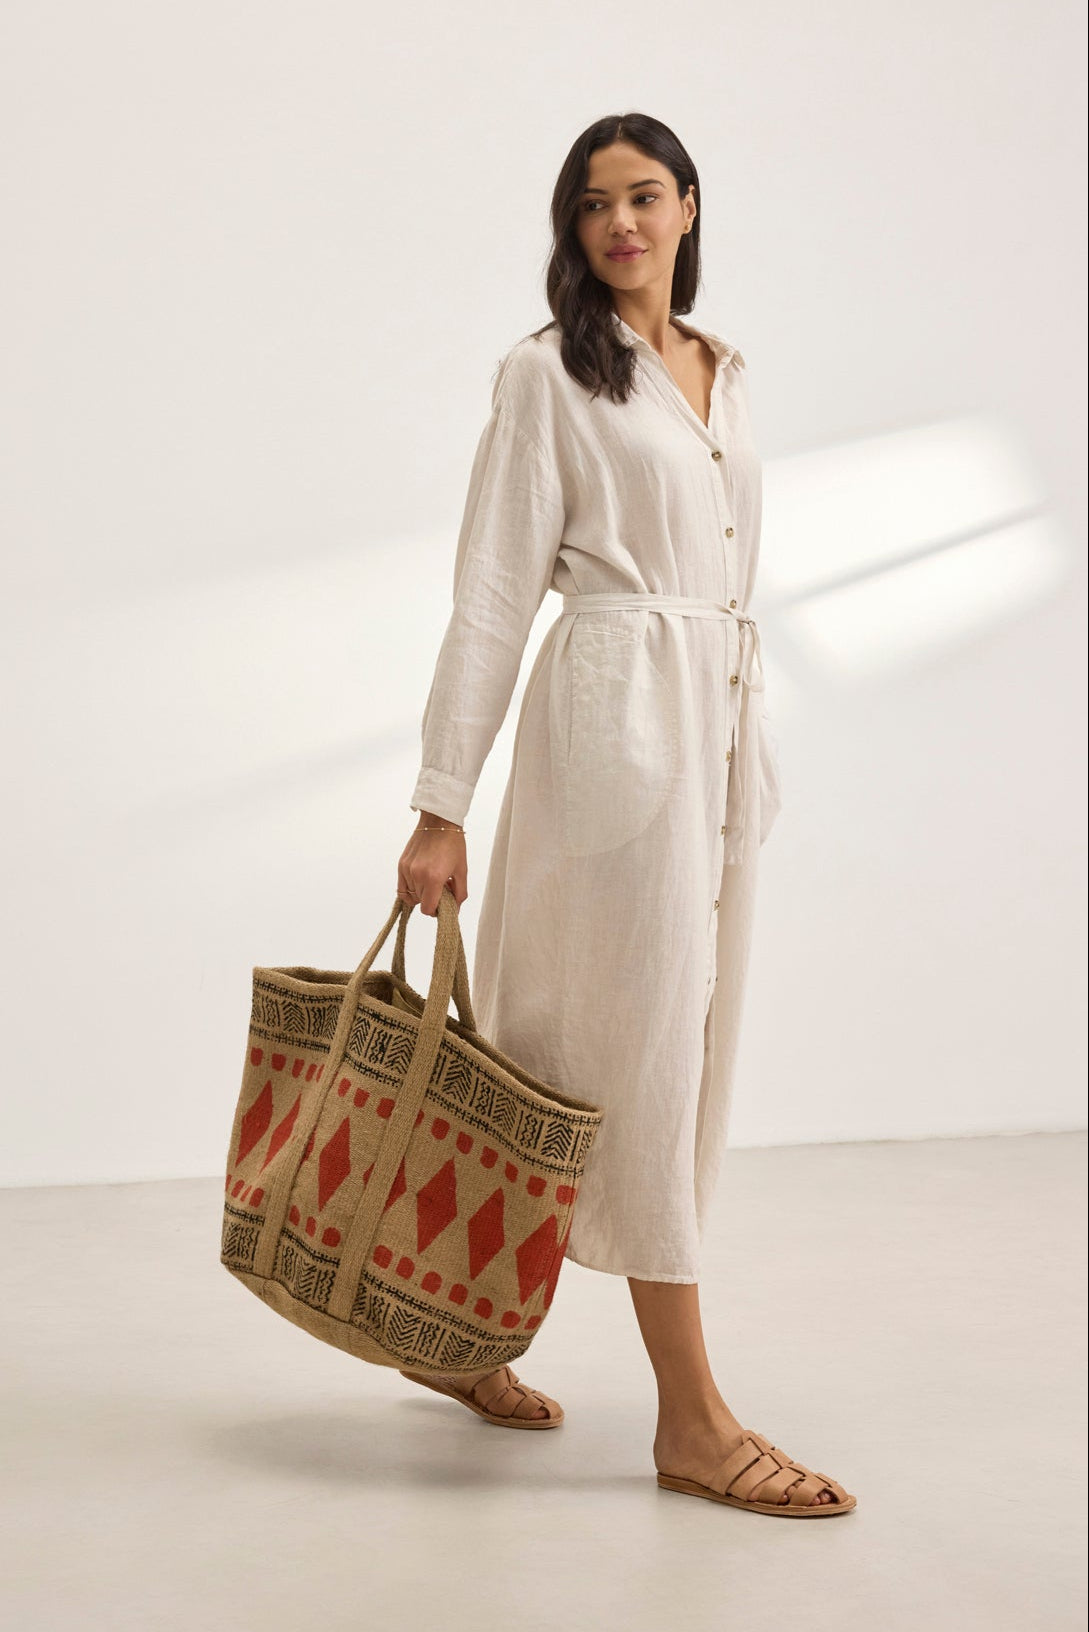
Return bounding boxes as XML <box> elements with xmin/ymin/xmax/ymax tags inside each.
<box><xmin>416</xmin><ymin>1157</ymin><xmax>458</xmax><ymax>1252</ymax></box>
<box><xmin>260</xmin><ymin>1093</ymin><xmax>302</xmax><ymax>1172</ymax></box>
<box><xmin>515</xmin><ymin>1213</ymin><xmax>560</xmax><ymax>1304</ymax></box>
<box><xmin>235</xmin><ymin>1080</ymin><xmax>272</xmax><ymax>1165</ymax></box>
<box><xmin>384</xmin><ymin>1155</ymin><xmax>407</xmax><ymax>1212</ymax></box>
<box><xmin>317</xmin><ymin>1116</ymin><xmax>351</xmax><ymax>1210</ymax></box>
<box><xmin>466</xmin><ymin>1187</ymin><xmax>505</xmax><ymax>1279</ymax></box>
<box><xmin>235</xmin><ymin>1063</ymin><xmax>580</xmax><ymax>1321</ymax></box>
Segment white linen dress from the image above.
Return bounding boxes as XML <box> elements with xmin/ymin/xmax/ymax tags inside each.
<box><xmin>409</xmin><ymin>310</ymin><xmax>783</xmax><ymax>1282</ymax></box>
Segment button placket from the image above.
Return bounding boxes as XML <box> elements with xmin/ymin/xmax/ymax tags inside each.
<box><xmin>622</xmin><ymin>318</ymin><xmax>742</xmax><ymax>934</ymax></box>
<box><xmin>708</xmin><ymin>441</ymin><xmax>738</xmax><ymax>624</ymax></box>
<box><xmin>714</xmin><ymin>423</ymin><xmax>742</xmax><ymax>844</ymax></box>
<box><xmin>626</xmin><ymin>324</ymin><xmax>736</xmax><ymax>603</ymax></box>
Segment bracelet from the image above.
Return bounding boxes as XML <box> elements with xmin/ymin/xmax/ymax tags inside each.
<box><xmin>418</xmin><ymin>824</ymin><xmax>465</xmax><ymax>833</ymax></box>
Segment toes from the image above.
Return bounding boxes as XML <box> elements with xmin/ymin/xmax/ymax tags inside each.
<box><xmin>781</xmin><ymin>1484</ymin><xmax>837</xmax><ymax>1505</ymax></box>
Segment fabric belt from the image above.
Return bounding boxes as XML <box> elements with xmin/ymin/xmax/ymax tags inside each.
<box><xmin>559</xmin><ymin>591</ymin><xmax>765</xmax><ymax>862</ymax></box>
<box><xmin>560</xmin><ymin>591</ymin><xmax>765</xmax><ymax>693</ymax></box>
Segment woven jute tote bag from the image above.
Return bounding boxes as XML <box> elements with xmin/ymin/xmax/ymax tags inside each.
<box><xmin>220</xmin><ymin>889</ymin><xmax>604</xmax><ymax>1375</ymax></box>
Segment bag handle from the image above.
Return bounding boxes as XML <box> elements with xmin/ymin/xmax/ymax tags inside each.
<box><xmin>253</xmin><ymin>889</ymin><xmax>473</xmax><ymax>1289</ymax></box>
<box><xmin>323</xmin><ymin>888</ymin><xmax>474</xmax><ymax>1319</ymax></box>
<box><xmin>391</xmin><ymin>895</ymin><xmax>476</xmax><ymax>1032</ymax></box>
<box><xmin>347</xmin><ymin>891</ymin><xmax>474</xmax><ymax>1028</ymax></box>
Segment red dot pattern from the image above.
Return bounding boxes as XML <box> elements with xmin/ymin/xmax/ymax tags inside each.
<box><xmin>225</xmin><ymin>1174</ymin><xmax>268</xmax><ymax>1209</ymax></box>
<box><xmin>248</xmin><ymin>1059</ymin><xmax>578</xmax><ymax>1213</ymax></box>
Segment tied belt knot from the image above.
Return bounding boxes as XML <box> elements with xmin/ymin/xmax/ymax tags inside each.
<box><xmin>559</xmin><ymin>590</ymin><xmax>765</xmax><ymax>863</ymax></box>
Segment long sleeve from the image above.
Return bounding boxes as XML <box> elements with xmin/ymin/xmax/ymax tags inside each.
<box><xmin>409</xmin><ymin>347</ymin><xmax>566</xmax><ymax>826</ymax></box>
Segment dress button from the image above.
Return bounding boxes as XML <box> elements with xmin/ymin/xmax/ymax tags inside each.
<box><xmin>711</xmin><ymin>449</ymin><xmax>722</xmax><ymax>461</ymax></box>
<box><xmin>729</xmin><ymin>674</ymin><xmax>739</xmax><ymax>685</ymax></box>
<box><xmin>729</xmin><ymin>598</ymin><xmax>737</xmax><ymax>609</ymax></box>
<box><xmin>720</xmin><ymin>823</ymin><xmax>726</xmax><ymax>834</ymax></box>
<box><xmin>724</xmin><ymin>526</ymin><xmax>734</xmax><ymax>537</ymax></box>
<box><xmin>726</xmin><ymin>749</ymin><xmax>732</xmax><ymax>762</ymax></box>
<box><xmin>713</xmin><ymin>899</ymin><xmax>719</xmax><ymax>910</ymax></box>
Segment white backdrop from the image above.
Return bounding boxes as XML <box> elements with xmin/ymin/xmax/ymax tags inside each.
<box><xmin>2</xmin><ymin>0</ymin><xmax>1085</xmax><ymax>1185</ymax></box>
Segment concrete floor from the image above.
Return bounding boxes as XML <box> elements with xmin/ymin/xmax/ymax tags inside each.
<box><xmin>2</xmin><ymin>1131</ymin><xmax>1085</xmax><ymax>1632</ymax></box>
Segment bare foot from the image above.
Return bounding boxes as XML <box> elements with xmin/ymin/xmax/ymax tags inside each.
<box><xmin>654</xmin><ymin>1404</ymin><xmax>841</xmax><ymax>1506</ymax></box>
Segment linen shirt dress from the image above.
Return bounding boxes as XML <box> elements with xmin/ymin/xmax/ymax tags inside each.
<box><xmin>409</xmin><ymin>310</ymin><xmax>783</xmax><ymax>1282</ymax></box>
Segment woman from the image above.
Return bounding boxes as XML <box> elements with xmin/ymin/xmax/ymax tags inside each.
<box><xmin>396</xmin><ymin>112</ymin><xmax>855</xmax><ymax>1517</ymax></box>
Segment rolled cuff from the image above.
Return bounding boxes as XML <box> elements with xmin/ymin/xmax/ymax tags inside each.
<box><xmin>409</xmin><ymin>767</ymin><xmax>476</xmax><ymax>828</ymax></box>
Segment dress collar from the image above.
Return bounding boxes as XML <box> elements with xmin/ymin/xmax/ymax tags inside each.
<box><xmin>610</xmin><ymin>309</ymin><xmax>745</xmax><ymax>370</ymax></box>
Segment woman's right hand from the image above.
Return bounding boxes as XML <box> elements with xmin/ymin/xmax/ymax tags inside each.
<box><xmin>398</xmin><ymin>812</ymin><xmax>469</xmax><ymax>918</ymax></box>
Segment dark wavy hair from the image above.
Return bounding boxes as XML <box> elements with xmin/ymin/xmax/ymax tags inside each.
<box><xmin>530</xmin><ymin>112</ymin><xmax>703</xmax><ymax>405</ymax></box>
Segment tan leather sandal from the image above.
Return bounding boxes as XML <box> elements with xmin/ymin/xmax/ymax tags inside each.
<box><xmin>399</xmin><ymin>1363</ymin><xmax>564</xmax><ymax>1429</ymax></box>
<box><xmin>657</xmin><ymin>1428</ymin><xmax>857</xmax><ymax>1517</ymax></box>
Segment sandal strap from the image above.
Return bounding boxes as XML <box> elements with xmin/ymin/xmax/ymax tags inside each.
<box><xmin>471</xmin><ymin>1365</ymin><xmax>547</xmax><ymax>1420</ymax></box>
<box><xmin>711</xmin><ymin>1434</ymin><xmax>767</xmax><ymax>1493</ymax></box>
<box><xmin>709</xmin><ymin>1431</ymin><xmax>847</xmax><ymax>1505</ymax></box>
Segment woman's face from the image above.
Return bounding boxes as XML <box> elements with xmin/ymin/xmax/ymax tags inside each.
<box><xmin>574</xmin><ymin>141</ymin><xmax>694</xmax><ymax>295</ymax></box>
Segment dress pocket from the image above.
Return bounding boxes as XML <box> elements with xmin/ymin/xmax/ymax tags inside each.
<box><xmin>558</xmin><ymin>619</ymin><xmax>680</xmax><ymax>858</ymax></box>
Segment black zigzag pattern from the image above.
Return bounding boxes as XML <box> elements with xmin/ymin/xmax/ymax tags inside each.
<box><xmin>221</xmin><ymin>1217</ymin><xmax>258</xmax><ymax>1271</ymax></box>
<box><xmin>249</xmin><ymin>981</ymin><xmax>340</xmax><ymax>1047</ymax></box>
<box><xmin>252</xmin><ymin>990</ymin><xmax>284</xmax><ymax>1032</ymax></box>
<box><xmin>272</xmin><ymin>1229</ymin><xmax>339</xmax><ymax>1312</ymax></box>
<box><xmin>348</xmin><ymin>1012</ymin><xmax>371</xmax><ymax>1059</ymax></box>
<box><xmin>249</xmin><ymin>980</ymin><xmax>600</xmax><ymax>1178</ymax></box>
<box><xmin>541</xmin><ymin>1120</ymin><xmax>575</xmax><ymax>1162</ymax></box>
<box><xmin>489</xmin><ymin>1084</ymin><xmax>519</xmax><ymax>1139</ymax></box>
<box><xmin>347</xmin><ymin>1270</ymin><xmax>531</xmax><ymax>1371</ymax></box>
<box><xmin>340</xmin><ymin>1005</ymin><xmax>590</xmax><ymax>1173</ymax></box>
<box><xmin>221</xmin><ymin>1200</ymin><xmax>262</xmax><ymax>1270</ymax></box>
<box><xmin>440</xmin><ymin>1054</ymin><xmax>476</xmax><ymax>1106</ymax></box>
